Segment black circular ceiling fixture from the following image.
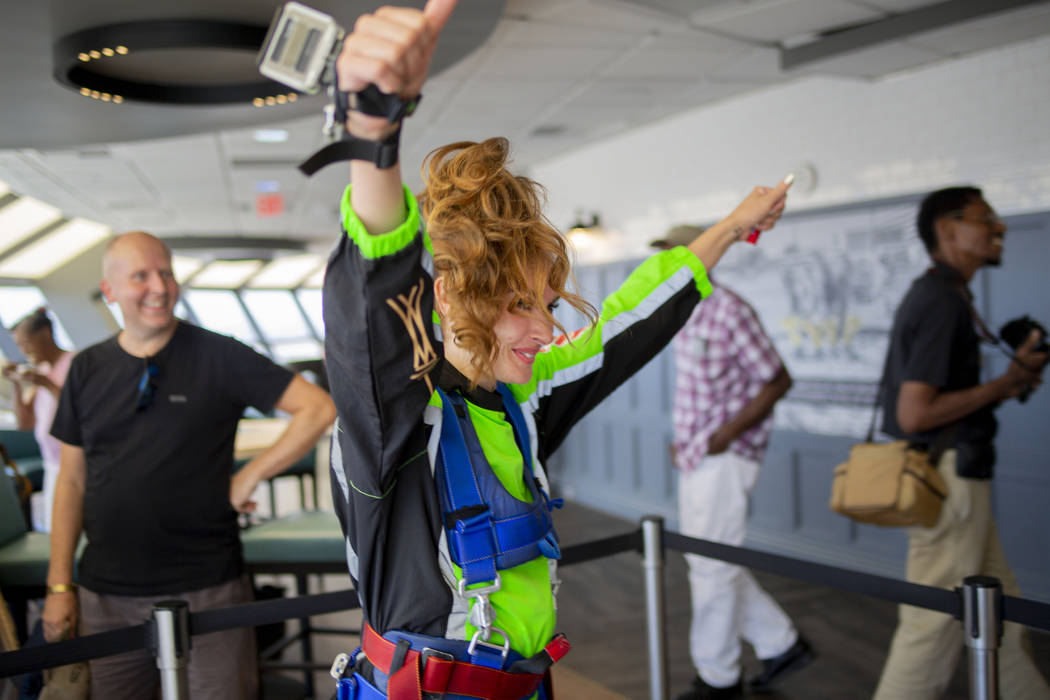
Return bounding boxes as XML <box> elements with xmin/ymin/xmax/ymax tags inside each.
<box><xmin>53</xmin><ymin>20</ymin><xmax>299</xmax><ymax>105</ymax></box>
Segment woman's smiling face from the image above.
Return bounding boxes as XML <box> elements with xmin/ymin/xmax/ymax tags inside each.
<box><xmin>487</xmin><ymin>287</ymin><xmax>560</xmax><ymax>387</ymax></box>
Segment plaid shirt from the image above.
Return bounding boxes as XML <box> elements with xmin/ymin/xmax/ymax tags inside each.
<box><xmin>672</xmin><ymin>283</ymin><xmax>783</xmax><ymax>470</ymax></box>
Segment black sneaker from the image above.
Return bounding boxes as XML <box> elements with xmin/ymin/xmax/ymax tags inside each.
<box><xmin>674</xmin><ymin>675</ymin><xmax>743</xmax><ymax>700</ymax></box>
<box><xmin>747</xmin><ymin>636</ymin><xmax>816</xmax><ymax>693</ymax></box>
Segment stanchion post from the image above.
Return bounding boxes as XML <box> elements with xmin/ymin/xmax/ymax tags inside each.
<box><xmin>152</xmin><ymin>600</ymin><xmax>191</xmax><ymax>700</ymax></box>
<box><xmin>962</xmin><ymin>575</ymin><xmax>1002</xmax><ymax>700</ymax></box>
<box><xmin>641</xmin><ymin>515</ymin><xmax>668</xmax><ymax>700</ymax></box>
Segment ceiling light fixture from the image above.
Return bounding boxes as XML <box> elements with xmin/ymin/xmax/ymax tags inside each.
<box><xmin>253</xmin><ymin>129</ymin><xmax>290</xmax><ymax>144</ymax></box>
<box><xmin>54</xmin><ymin>20</ymin><xmax>292</xmax><ymax>105</ymax></box>
<box><xmin>252</xmin><ymin>93</ymin><xmax>299</xmax><ymax>108</ymax></box>
<box><xmin>566</xmin><ymin>211</ymin><xmax>602</xmax><ymax>250</ymax></box>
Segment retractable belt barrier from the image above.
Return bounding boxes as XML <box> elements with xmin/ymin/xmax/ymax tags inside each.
<box><xmin>0</xmin><ymin>588</ymin><xmax>359</xmax><ymax>678</ymax></box>
<box><xmin>3</xmin><ymin>521</ymin><xmax>1049</xmax><ymax>700</ymax></box>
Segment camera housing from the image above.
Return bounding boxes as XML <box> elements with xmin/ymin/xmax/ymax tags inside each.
<box><xmin>1000</xmin><ymin>315</ymin><xmax>1049</xmax><ymax>354</ymax></box>
<box><xmin>257</xmin><ymin>2</ymin><xmax>343</xmax><ymax>95</ymax></box>
<box><xmin>256</xmin><ymin>2</ymin><xmax>423</xmax><ymax>174</ymax></box>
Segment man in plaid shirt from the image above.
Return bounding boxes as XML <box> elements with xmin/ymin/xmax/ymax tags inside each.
<box><xmin>653</xmin><ymin>225</ymin><xmax>813</xmax><ymax>700</ymax></box>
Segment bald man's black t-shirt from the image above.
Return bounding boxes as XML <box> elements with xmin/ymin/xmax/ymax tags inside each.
<box><xmin>51</xmin><ymin>322</ymin><xmax>294</xmax><ymax>595</ymax></box>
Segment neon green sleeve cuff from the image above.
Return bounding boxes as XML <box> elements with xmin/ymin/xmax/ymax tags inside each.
<box><xmin>340</xmin><ymin>184</ymin><xmax>424</xmax><ymax>259</ymax></box>
<box><xmin>671</xmin><ymin>245</ymin><xmax>713</xmax><ymax>298</ymax></box>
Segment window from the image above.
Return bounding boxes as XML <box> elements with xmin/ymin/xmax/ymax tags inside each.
<box><xmin>242</xmin><ymin>290</ymin><xmax>320</xmax><ymax>363</ymax></box>
<box><xmin>0</xmin><ymin>285</ymin><xmax>75</xmax><ymax>350</ymax></box>
<box><xmin>241</xmin><ymin>290</ymin><xmax>311</xmax><ymax>341</ymax></box>
<box><xmin>105</xmin><ymin>299</ymin><xmax>192</xmax><ymax>329</ymax></box>
<box><xmin>296</xmin><ymin>289</ymin><xmax>324</xmax><ymax>338</ymax></box>
<box><xmin>270</xmin><ymin>339</ymin><xmax>322</xmax><ymax>364</ymax></box>
<box><xmin>182</xmin><ymin>289</ymin><xmax>260</xmax><ymax>347</ymax></box>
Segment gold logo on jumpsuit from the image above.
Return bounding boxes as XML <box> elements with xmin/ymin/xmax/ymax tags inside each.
<box><xmin>386</xmin><ymin>278</ymin><xmax>439</xmax><ymax>393</ymax></box>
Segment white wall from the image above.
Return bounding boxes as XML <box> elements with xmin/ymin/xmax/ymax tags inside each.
<box><xmin>531</xmin><ymin>34</ymin><xmax>1050</xmax><ymax>263</ymax></box>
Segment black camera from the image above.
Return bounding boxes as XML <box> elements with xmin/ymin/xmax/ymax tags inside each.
<box><xmin>1000</xmin><ymin>315</ymin><xmax>1049</xmax><ymax>354</ymax></box>
<box><xmin>999</xmin><ymin>315</ymin><xmax>1048</xmax><ymax>403</ymax></box>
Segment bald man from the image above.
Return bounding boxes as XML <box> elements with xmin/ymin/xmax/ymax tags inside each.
<box><xmin>43</xmin><ymin>232</ymin><xmax>336</xmax><ymax>700</ymax></box>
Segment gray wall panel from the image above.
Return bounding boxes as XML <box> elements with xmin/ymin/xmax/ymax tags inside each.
<box><xmin>548</xmin><ymin>200</ymin><xmax>1050</xmax><ymax>603</ymax></box>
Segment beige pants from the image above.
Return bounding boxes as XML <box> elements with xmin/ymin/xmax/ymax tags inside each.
<box><xmin>873</xmin><ymin>450</ymin><xmax>1050</xmax><ymax>700</ymax></box>
<box><xmin>79</xmin><ymin>576</ymin><xmax>259</xmax><ymax>700</ymax></box>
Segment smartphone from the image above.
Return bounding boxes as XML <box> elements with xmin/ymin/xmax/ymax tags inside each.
<box><xmin>0</xmin><ymin>327</ymin><xmax>27</xmax><ymax>364</ymax></box>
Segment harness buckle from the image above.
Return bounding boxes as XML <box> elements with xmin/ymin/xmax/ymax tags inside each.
<box><xmin>329</xmin><ymin>652</ymin><xmax>351</xmax><ymax>680</ymax></box>
<box><xmin>456</xmin><ymin>572</ymin><xmax>501</xmax><ymax>599</ymax></box>
<box><xmin>468</xmin><ymin>595</ymin><xmax>497</xmax><ymax>631</ymax></box>
<box><xmin>420</xmin><ymin>647</ymin><xmax>454</xmax><ymax>666</ymax></box>
<box><xmin>420</xmin><ymin>647</ymin><xmax>455</xmax><ymax>699</ymax></box>
<box><xmin>467</xmin><ymin>626</ymin><xmax>511</xmax><ymax>664</ymax></box>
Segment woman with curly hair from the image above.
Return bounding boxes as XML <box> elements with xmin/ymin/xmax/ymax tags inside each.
<box><xmin>323</xmin><ymin>2</ymin><xmax>792</xmax><ymax>698</ymax></box>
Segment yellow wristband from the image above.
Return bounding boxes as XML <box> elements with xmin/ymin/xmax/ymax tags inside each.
<box><xmin>46</xmin><ymin>583</ymin><xmax>77</xmax><ymax>595</ymax></box>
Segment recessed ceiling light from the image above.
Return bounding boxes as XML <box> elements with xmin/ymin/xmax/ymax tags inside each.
<box><xmin>253</xmin><ymin>128</ymin><xmax>289</xmax><ymax>143</ymax></box>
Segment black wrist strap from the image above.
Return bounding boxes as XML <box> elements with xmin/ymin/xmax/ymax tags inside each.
<box><xmin>337</xmin><ymin>84</ymin><xmax>422</xmax><ymax>123</ymax></box>
<box><xmin>298</xmin><ymin>127</ymin><xmax>401</xmax><ymax>176</ymax></box>
<box><xmin>298</xmin><ymin>82</ymin><xmax>419</xmax><ymax>176</ymax></box>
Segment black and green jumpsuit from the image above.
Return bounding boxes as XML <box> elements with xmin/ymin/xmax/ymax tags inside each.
<box><xmin>324</xmin><ymin>183</ymin><xmax>712</xmax><ymax>660</ymax></box>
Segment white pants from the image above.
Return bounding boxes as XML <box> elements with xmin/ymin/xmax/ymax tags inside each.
<box><xmin>30</xmin><ymin>459</ymin><xmax>60</xmax><ymax>532</ymax></box>
<box><xmin>678</xmin><ymin>451</ymin><xmax>797</xmax><ymax>687</ymax></box>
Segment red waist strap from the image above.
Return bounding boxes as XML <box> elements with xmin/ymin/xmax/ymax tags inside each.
<box><xmin>362</xmin><ymin>623</ymin><xmax>569</xmax><ymax>700</ymax></box>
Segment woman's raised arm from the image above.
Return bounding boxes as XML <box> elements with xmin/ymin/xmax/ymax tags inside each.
<box><xmin>337</xmin><ymin>0</ymin><xmax>458</xmax><ymax>234</ymax></box>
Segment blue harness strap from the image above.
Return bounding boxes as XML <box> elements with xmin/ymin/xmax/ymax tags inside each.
<box><xmin>434</xmin><ymin>385</ymin><xmax>562</xmax><ymax>586</ymax></box>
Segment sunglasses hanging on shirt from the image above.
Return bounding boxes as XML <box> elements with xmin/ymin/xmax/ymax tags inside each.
<box><xmin>136</xmin><ymin>358</ymin><xmax>160</xmax><ymax>412</ymax></box>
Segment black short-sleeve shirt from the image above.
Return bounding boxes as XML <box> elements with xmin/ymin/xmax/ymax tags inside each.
<box><xmin>880</xmin><ymin>261</ymin><xmax>997</xmax><ymax>477</ymax></box>
<box><xmin>51</xmin><ymin>322</ymin><xmax>294</xmax><ymax>595</ymax></box>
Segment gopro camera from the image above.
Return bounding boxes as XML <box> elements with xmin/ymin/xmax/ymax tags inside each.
<box><xmin>257</xmin><ymin>2</ymin><xmax>424</xmax><ymax>174</ymax></box>
<box><xmin>258</xmin><ymin>2</ymin><xmax>343</xmax><ymax>96</ymax></box>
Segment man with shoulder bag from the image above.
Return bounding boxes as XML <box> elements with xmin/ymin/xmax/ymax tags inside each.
<box><xmin>872</xmin><ymin>187</ymin><xmax>1049</xmax><ymax>699</ymax></box>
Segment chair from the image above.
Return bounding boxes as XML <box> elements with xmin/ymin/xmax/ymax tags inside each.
<box><xmin>234</xmin><ymin>446</ymin><xmax>319</xmax><ymax>517</ymax></box>
<box><xmin>242</xmin><ymin>510</ymin><xmax>352</xmax><ymax>698</ymax></box>
<box><xmin>0</xmin><ymin>429</ymin><xmax>45</xmax><ymax>492</ymax></box>
<box><xmin>0</xmin><ymin>467</ymin><xmax>53</xmax><ymax>643</ymax></box>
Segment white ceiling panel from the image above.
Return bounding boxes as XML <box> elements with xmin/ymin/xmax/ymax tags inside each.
<box><xmin>567</xmin><ymin>79</ymin><xmax>701</xmax><ymax>110</ymax></box>
<box><xmin>612</xmin><ymin>39</ymin><xmax>752</xmax><ymax>80</ymax></box>
<box><xmin>499</xmin><ymin>16</ymin><xmax>640</xmax><ymax>50</ymax></box>
<box><xmin>30</xmin><ymin>151</ymin><xmax>156</xmax><ymax>208</ymax></box>
<box><xmin>110</xmin><ymin>135</ymin><xmax>229</xmax><ymax>202</ymax></box>
<box><xmin>536</xmin><ymin>0</ymin><xmax>681</xmax><ymax>34</ymax></box>
<box><xmin>691</xmin><ymin>0</ymin><xmax>884</xmax><ymax>43</ymax></box>
<box><xmin>707</xmin><ymin>47</ymin><xmax>783</xmax><ymax>81</ymax></box>
<box><xmin>472</xmin><ymin>47</ymin><xmax>626</xmax><ymax>80</ymax></box>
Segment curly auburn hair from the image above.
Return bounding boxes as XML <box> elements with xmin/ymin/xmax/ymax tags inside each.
<box><xmin>419</xmin><ymin>137</ymin><xmax>596</xmax><ymax>382</ymax></box>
